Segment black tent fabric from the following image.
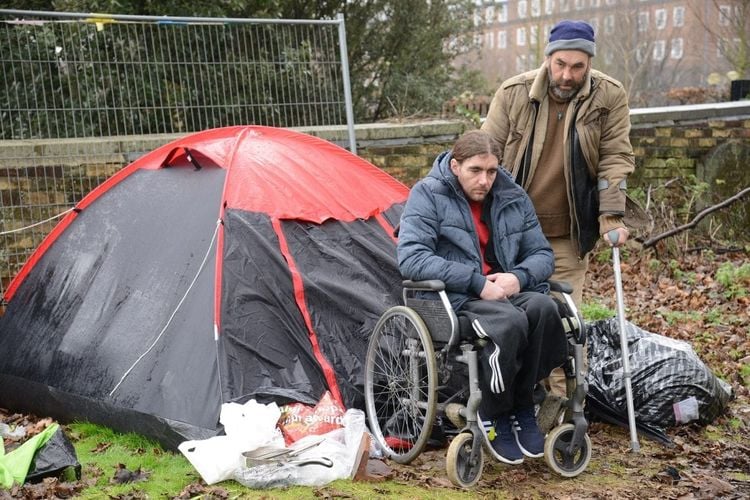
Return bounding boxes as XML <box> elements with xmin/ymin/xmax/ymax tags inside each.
<box><xmin>0</xmin><ymin>126</ymin><xmax>408</xmax><ymax>449</ymax></box>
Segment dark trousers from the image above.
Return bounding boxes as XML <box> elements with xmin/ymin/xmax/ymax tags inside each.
<box><xmin>457</xmin><ymin>292</ymin><xmax>567</xmax><ymax>419</ymax></box>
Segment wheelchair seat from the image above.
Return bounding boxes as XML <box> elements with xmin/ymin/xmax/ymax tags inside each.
<box><xmin>363</xmin><ymin>279</ymin><xmax>592</xmax><ymax>488</ymax></box>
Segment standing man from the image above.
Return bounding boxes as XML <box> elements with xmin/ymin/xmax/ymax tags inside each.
<box><xmin>397</xmin><ymin>130</ymin><xmax>567</xmax><ymax>465</ymax></box>
<box><xmin>481</xmin><ymin>20</ymin><xmax>635</xmax><ymax>396</ymax></box>
<box><xmin>481</xmin><ymin>19</ymin><xmax>635</xmax><ymax>305</ymax></box>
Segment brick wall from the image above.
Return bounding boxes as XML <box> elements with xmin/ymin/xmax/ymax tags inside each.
<box><xmin>1</xmin><ymin>102</ymin><xmax>749</xmax><ymax>300</ymax></box>
<box><xmin>628</xmin><ymin>102</ymin><xmax>750</xmax><ymax>187</ymax></box>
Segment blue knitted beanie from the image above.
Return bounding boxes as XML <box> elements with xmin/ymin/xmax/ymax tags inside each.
<box><xmin>545</xmin><ymin>20</ymin><xmax>596</xmax><ymax>57</ymax></box>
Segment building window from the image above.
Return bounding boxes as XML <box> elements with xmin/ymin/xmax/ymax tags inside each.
<box><xmin>635</xmin><ymin>44</ymin><xmax>646</xmax><ymax>63</ymax></box>
<box><xmin>560</xmin><ymin>0</ymin><xmax>570</xmax><ymax>13</ymax></box>
<box><xmin>719</xmin><ymin>5</ymin><xmax>731</xmax><ymax>26</ymax></box>
<box><xmin>544</xmin><ymin>23</ymin><xmax>552</xmax><ymax>41</ymax></box>
<box><xmin>655</xmin><ymin>9</ymin><xmax>667</xmax><ymax>29</ymax></box>
<box><xmin>589</xmin><ymin>17</ymin><xmax>599</xmax><ymax>34</ymax></box>
<box><xmin>670</xmin><ymin>37</ymin><xmax>683</xmax><ymax>59</ymax></box>
<box><xmin>517</xmin><ymin>27</ymin><xmax>527</xmax><ymax>46</ymax></box>
<box><xmin>605</xmin><ymin>0</ymin><xmax>616</xmax><ymax>5</ymax></box>
<box><xmin>653</xmin><ymin>40</ymin><xmax>666</xmax><ymax>61</ymax></box>
<box><xmin>545</xmin><ymin>0</ymin><xmax>555</xmax><ymax>15</ymax></box>
<box><xmin>603</xmin><ymin>49</ymin><xmax>614</xmax><ymax>65</ymax></box>
<box><xmin>673</xmin><ymin>6</ymin><xmax>685</xmax><ymax>27</ymax></box>
<box><xmin>518</xmin><ymin>0</ymin><xmax>528</xmax><ymax>18</ymax></box>
<box><xmin>638</xmin><ymin>11</ymin><xmax>649</xmax><ymax>32</ymax></box>
<box><xmin>486</xmin><ymin>31</ymin><xmax>495</xmax><ymax>50</ymax></box>
<box><xmin>516</xmin><ymin>54</ymin><xmax>527</xmax><ymax>73</ymax></box>
<box><xmin>486</xmin><ymin>6</ymin><xmax>495</xmax><ymax>24</ymax></box>
<box><xmin>575</xmin><ymin>0</ymin><xmax>585</xmax><ymax>10</ymax></box>
<box><xmin>498</xmin><ymin>30</ymin><xmax>507</xmax><ymax>49</ymax></box>
<box><xmin>590</xmin><ymin>0</ymin><xmax>601</xmax><ymax>6</ymax></box>
<box><xmin>531</xmin><ymin>0</ymin><xmax>541</xmax><ymax>16</ymax></box>
<box><xmin>530</xmin><ymin>25</ymin><xmax>539</xmax><ymax>46</ymax></box>
<box><xmin>498</xmin><ymin>3</ymin><xmax>508</xmax><ymax>22</ymax></box>
<box><xmin>604</xmin><ymin>14</ymin><xmax>615</xmax><ymax>34</ymax></box>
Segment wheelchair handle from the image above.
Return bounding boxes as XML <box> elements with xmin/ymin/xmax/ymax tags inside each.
<box><xmin>402</xmin><ymin>279</ymin><xmax>446</xmax><ymax>292</ymax></box>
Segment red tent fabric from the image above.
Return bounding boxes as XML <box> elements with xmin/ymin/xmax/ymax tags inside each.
<box><xmin>0</xmin><ymin>126</ymin><xmax>408</xmax><ymax>449</ymax></box>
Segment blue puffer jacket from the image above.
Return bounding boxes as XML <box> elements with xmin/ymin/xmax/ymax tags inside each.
<box><xmin>397</xmin><ymin>150</ymin><xmax>554</xmax><ymax>310</ymax></box>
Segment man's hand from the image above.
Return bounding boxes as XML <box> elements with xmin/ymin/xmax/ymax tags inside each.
<box><xmin>604</xmin><ymin>227</ymin><xmax>629</xmax><ymax>247</ymax></box>
<box><xmin>480</xmin><ymin>273</ymin><xmax>520</xmax><ymax>300</ymax></box>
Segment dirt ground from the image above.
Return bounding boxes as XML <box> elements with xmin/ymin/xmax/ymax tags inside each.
<box><xmin>383</xmin><ymin>398</ymin><xmax>750</xmax><ymax>499</ymax></box>
<box><xmin>2</xmin><ymin>249</ymin><xmax>749</xmax><ymax>499</ymax></box>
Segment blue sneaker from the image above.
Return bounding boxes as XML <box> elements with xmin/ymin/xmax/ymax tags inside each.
<box><xmin>511</xmin><ymin>406</ymin><xmax>545</xmax><ymax>458</ymax></box>
<box><xmin>478</xmin><ymin>412</ymin><xmax>524</xmax><ymax>465</ymax></box>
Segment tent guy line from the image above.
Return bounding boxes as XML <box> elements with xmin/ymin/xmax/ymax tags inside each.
<box><xmin>0</xmin><ymin>207</ymin><xmax>74</xmax><ymax>236</ymax></box>
<box><xmin>109</xmin><ymin>219</ymin><xmax>221</xmax><ymax>397</ymax></box>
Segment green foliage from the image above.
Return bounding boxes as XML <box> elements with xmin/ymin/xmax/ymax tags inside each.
<box><xmin>668</xmin><ymin>258</ymin><xmax>684</xmax><ymax>281</ymax></box>
<box><xmin>647</xmin><ymin>258</ymin><xmax>662</xmax><ymax>273</ymax></box>
<box><xmin>582</xmin><ymin>301</ymin><xmax>615</xmax><ymax>321</ymax></box>
<box><xmin>1</xmin><ymin>1</ymin><xmax>481</xmax><ymax>129</ymax></box>
<box><xmin>715</xmin><ymin>261</ymin><xmax>750</xmax><ymax>299</ymax></box>
<box><xmin>661</xmin><ymin>309</ymin><xmax>701</xmax><ymax>326</ymax></box>
<box><xmin>595</xmin><ymin>246</ymin><xmax>612</xmax><ymax>264</ymax></box>
<box><xmin>740</xmin><ymin>363</ymin><xmax>750</xmax><ymax>387</ymax></box>
<box><xmin>340</xmin><ymin>0</ymin><xmax>481</xmax><ymax>121</ymax></box>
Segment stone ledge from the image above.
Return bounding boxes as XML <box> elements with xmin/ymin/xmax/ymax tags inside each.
<box><xmin>630</xmin><ymin>101</ymin><xmax>750</xmax><ymax>126</ymax></box>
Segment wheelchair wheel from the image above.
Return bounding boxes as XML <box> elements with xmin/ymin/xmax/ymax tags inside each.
<box><xmin>446</xmin><ymin>431</ymin><xmax>484</xmax><ymax>488</ymax></box>
<box><xmin>364</xmin><ymin>306</ymin><xmax>437</xmax><ymax>464</ymax></box>
<box><xmin>544</xmin><ymin>423</ymin><xmax>592</xmax><ymax>478</ymax></box>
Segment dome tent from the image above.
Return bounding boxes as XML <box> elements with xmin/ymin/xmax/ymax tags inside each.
<box><xmin>0</xmin><ymin>126</ymin><xmax>407</xmax><ymax>450</ymax></box>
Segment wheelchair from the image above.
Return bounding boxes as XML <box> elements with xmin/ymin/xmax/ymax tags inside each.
<box><xmin>363</xmin><ymin>279</ymin><xmax>591</xmax><ymax>488</ymax></box>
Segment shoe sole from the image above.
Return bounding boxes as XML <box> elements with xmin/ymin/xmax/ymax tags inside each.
<box><xmin>477</xmin><ymin>413</ymin><xmax>524</xmax><ymax>465</ymax></box>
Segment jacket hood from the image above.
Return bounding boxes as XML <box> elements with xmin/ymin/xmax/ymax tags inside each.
<box><xmin>428</xmin><ymin>150</ymin><xmax>458</xmax><ymax>186</ymax></box>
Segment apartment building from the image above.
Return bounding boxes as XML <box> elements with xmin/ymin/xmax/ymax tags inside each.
<box><xmin>470</xmin><ymin>0</ymin><xmax>741</xmax><ymax>106</ymax></box>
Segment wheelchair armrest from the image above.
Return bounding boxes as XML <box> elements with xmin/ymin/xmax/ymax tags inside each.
<box><xmin>402</xmin><ymin>279</ymin><xmax>446</xmax><ymax>292</ymax></box>
<box><xmin>549</xmin><ymin>280</ymin><xmax>573</xmax><ymax>294</ymax></box>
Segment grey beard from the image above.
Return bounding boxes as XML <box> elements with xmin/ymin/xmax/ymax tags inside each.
<box><xmin>549</xmin><ymin>85</ymin><xmax>577</xmax><ymax>101</ymax></box>
<box><xmin>547</xmin><ymin>66</ymin><xmax>582</xmax><ymax>101</ymax></box>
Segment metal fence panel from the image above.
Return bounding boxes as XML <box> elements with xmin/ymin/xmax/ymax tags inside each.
<box><xmin>0</xmin><ymin>10</ymin><xmax>355</xmax><ymax>305</ymax></box>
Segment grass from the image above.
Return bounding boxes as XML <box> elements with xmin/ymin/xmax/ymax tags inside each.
<box><xmin>68</xmin><ymin>422</ymin><xmax>201</xmax><ymax>499</ymax></box>
<box><xmin>66</xmin><ymin>421</ymin><xmax>471</xmax><ymax>499</ymax></box>
<box><xmin>715</xmin><ymin>261</ymin><xmax>750</xmax><ymax>299</ymax></box>
<box><xmin>581</xmin><ymin>301</ymin><xmax>615</xmax><ymax>322</ymax></box>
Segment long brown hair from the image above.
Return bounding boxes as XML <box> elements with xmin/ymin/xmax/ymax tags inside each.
<box><xmin>451</xmin><ymin>130</ymin><xmax>502</xmax><ymax>163</ymax></box>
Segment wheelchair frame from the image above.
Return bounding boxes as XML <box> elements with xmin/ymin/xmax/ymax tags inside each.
<box><xmin>363</xmin><ymin>279</ymin><xmax>592</xmax><ymax>488</ymax></box>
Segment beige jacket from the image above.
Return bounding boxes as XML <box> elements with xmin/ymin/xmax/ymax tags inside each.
<box><xmin>482</xmin><ymin>61</ymin><xmax>635</xmax><ymax>256</ymax></box>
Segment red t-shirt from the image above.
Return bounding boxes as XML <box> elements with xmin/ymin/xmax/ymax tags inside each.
<box><xmin>469</xmin><ymin>201</ymin><xmax>491</xmax><ymax>275</ymax></box>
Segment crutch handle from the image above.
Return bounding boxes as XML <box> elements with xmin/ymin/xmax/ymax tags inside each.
<box><xmin>607</xmin><ymin>229</ymin><xmax>620</xmax><ymax>245</ymax></box>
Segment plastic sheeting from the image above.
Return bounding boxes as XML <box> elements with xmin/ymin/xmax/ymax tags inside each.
<box><xmin>26</xmin><ymin>426</ymin><xmax>81</xmax><ymax>483</ymax></box>
<box><xmin>586</xmin><ymin>318</ymin><xmax>734</xmax><ymax>441</ymax></box>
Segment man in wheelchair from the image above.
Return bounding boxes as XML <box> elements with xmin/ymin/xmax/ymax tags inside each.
<box><xmin>397</xmin><ymin>130</ymin><xmax>568</xmax><ymax>465</ymax></box>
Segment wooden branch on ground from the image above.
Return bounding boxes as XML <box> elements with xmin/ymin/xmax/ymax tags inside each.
<box><xmin>642</xmin><ymin>186</ymin><xmax>750</xmax><ymax>248</ymax></box>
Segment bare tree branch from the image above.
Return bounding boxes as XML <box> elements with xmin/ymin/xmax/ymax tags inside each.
<box><xmin>642</xmin><ymin>186</ymin><xmax>750</xmax><ymax>248</ymax></box>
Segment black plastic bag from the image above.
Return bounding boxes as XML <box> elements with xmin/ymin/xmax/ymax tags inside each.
<box><xmin>586</xmin><ymin>318</ymin><xmax>734</xmax><ymax>441</ymax></box>
<box><xmin>26</xmin><ymin>427</ymin><xmax>81</xmax><ymax>483</ymax></box>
